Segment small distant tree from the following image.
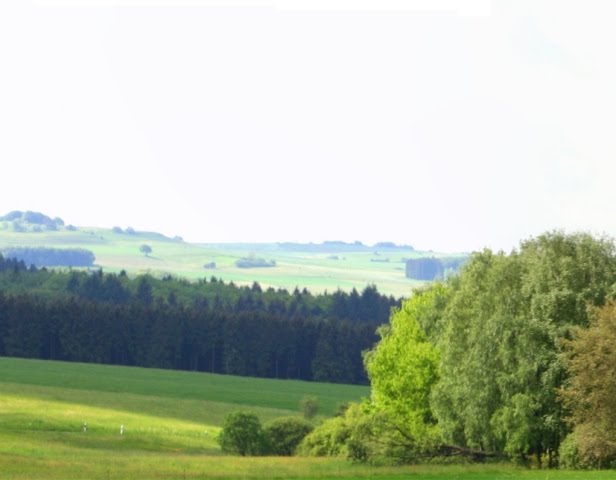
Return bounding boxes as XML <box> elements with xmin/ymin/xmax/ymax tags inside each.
<box><xmin>139</xmin><ymin>244</ymin><xmax>152</xmax><ymax>257</ymax></box>
<box><xmin>218</xmin><ymin>411</ymin><xmax>268</xmax><ymax>456</ymax></box>
<box><xmin>300</xmin><ymin>395</ymin><xmax>319</xmax><ymax>420</ymax></box>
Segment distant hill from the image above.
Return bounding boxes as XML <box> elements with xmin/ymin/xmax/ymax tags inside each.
<box><xmin>0</xmin><ymin>211</ymin><xmax>466</xmax><ymax>297</ymax></box>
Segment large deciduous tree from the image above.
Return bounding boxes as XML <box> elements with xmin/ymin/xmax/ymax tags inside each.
<box><xmin>363</xmin><ymin>231</ymin><xmax>616</xmax><ymax>466</ymax></box>
<box><xmin>432</xmin><ymin>232</ymin><xmax>616</xmax><ymax>465</ymax></box>
<box><xmin>560</xmin><ymin>302</ymin><xmax>616</xmax><ymax>467</ymax></box>
<box><xmin>364</xmin><ymin>285</ymin><xmax>445</xmax><ymax>451</ymax></box>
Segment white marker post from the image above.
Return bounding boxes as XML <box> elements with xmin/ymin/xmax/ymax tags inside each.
<box><xmin>120</xmin><ymin>425</ymin><xmax>124</xmax><ymax>435</ymax></box>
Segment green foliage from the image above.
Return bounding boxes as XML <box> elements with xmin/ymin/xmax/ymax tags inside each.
<box><xmin>558</xmin><ymin>433</ymin><xmax>583</xmax><ymax>469</ymax></box>
<box><xmin>298</xmin><ymin>402</ymin><xmax>416</xmax><ymax>464</ymax></box>
<box><xmin>300</xmin><ymin>395</ymin><xmax>319</xmax><ymax>420</ymax></box>
<box><xmin>264</xmin><ymin>416</ymin><xmax>313</xmax><ymax>455</ymax></box>
<box><xmin>431</xmin><ymin>232</ymin><xmax>616</xmax><ymax>463</ymax></box>
<box><xmin>364</xmin><ymin>286</ymin><xmax>444</xmax><ymax>450</ymax></box>
<box><xmin>361</xmin><ymin>231</ymin><xmax>616</xmax><ymax>466</ymax></box>
<box><xmin>560</xmin><ymin>302</ymin><xmax>616</xmax><ymax>468</ymax></box>
<box><xmin>217</xmin><ymin>411</ymin><xmax>269</xmax><ymax>456</ymax></box>
<box><xmin>298</xmin><ymin>412</ymin><xmax>352</xmax><ymax>457</ymax></box>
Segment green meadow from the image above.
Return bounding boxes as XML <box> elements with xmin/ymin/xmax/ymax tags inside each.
<box><xmin>0</xmin><ymin>227</ymin><xmax>451</xmax><ymax>297</ymax></box>
<box><xmin>0</xmin><ymin>357</ymin><xmax>613</xmax><ymax>480</ymax></box>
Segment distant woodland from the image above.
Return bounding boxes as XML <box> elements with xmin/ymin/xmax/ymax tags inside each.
<box><xmin>0</xmin><ymin>210</ymin><xmax>68</xmax><ymax>232</ymax></box>
<box><xmin>2</xmin><ymin>247</ymin><xmax>95</xmax><ymax>267</ymax></box>
<box><xmin>405</xmin><ymin>256</ymin><xmax>467</xmax><ymax>280</ymax></box>
<box><xmin>0</xmin><ymin>255</ymin><xmax>398</xmax><ymax>384</ymax></box>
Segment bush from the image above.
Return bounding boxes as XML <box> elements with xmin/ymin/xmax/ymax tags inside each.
<box><xmin>218</xmin><ymin>411</ymin><xmax>268</xmax><ymax>456</ymax></box>
<box><xmin>264</xmin><ymin>417</ymin><xmax>313</xmax><ymax>456</ymax></box>
<box><xmin>297</xmin><ymin>415</ymin><xmax>350</xmax><ymax>457</ymax></box>
<box><xmin>298</xmin><ymin>402</ymin><xmax>422</xmax><ymax>465</ymax></box>
<box><xmin>559</xmin><ymin>433</ymin><xmax>583</xmax><ymax>469</ymax></box>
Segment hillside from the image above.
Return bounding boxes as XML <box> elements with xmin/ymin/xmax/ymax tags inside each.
<box><xmin>0</xmin><ymin>357</ymin><xmax>368</xmax><ymax>479</ymax></box>
<box><xmin>1</xmin><ymin>358</ymin><xmax>612</xmax><ymax>480</ymax></box>
<box><xmin>0</xmin><ymin>212</ymin><xmax>467</xmax><ymax>297</ymax></box>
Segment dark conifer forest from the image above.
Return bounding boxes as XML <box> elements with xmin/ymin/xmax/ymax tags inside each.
<box><xmin>0</xmin><ymin>255</ymin><xmax>398</xmax><ymax>384</ymax></box>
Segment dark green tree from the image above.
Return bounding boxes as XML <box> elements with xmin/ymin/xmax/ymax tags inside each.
<box><xmin>264</xmin><ymin>417</ymin><xmax>313</xmax><ymax>455</ymax></box>
<box><xmin>218</xmin><ymin>411</ymin><xmax>268</xmax><ymax>456</ymax></box>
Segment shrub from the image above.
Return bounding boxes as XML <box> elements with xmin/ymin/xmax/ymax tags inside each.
<box><xmin>264</xmin><ymin>417</ymin><xmax>313</xmax><ymax>456</ymax></box>
<box><xmin>559</xmin><ymin>433</ymin><xmax>583</xmax><ymax>469</ymax></box>
<box><xmin>297</xmin><ymin>415</ymin><xmax>350</xmax><ymax>457</ymax></box>
<box><xmin>298</xmin><ymin>402</ymin><xmax>421</xmax><ymax>465</ymax></box>
<box><xmin>218</xmin><ymin>411</ymin><xmax>268</xmax><ymax>456</ymax></box>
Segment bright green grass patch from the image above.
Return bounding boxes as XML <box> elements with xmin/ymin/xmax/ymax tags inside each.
<box><xmin>0</xmin><ymin>358</ymin><xmax>613</xmax><ymax>479</ymax></box>
<box><xmin>0</xmin><ymin>358</ymin><xmax>369</xmax><ymax>416</ymax></box>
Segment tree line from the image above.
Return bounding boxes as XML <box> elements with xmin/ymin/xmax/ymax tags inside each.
<box><xmin>405</xmin><ymin>256</ymin><xmax>467</xmax><ymax>281</ymax></box>
<box><xmin>2</xmin><ymin>247</ymin><xmax>95</xmax><ymax>267</ymax></box>
<box><xmin>0</xmin><ymin>256</ymin><xmax>399</xmax><ymax>384</ymax></box>
<box><xmin>302</xmin><ymin>232</ymin><xmax>616</xmax><ymax>468</ymax></box>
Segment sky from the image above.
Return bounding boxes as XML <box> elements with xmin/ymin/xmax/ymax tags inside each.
<box><xmin>1</xmin><ymin>0</ymin><xmax>615</xmax><ymax>253</ymax></box>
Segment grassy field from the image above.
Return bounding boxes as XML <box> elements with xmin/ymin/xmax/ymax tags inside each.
<box><xmin>0</xmin><ymin>226</ymin><xmax>461</xmax><ymax>297</ymax></box>
<box><xmin>0</xmin><ymin>357</ymin><xmax>614</xmax><ymax>480</ymax></box>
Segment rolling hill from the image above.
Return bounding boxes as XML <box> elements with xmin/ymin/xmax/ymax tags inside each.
<box><xmin>0</xmin><ymin>211</ymin><xmax>466</xmax><ymax>297</ymax></box>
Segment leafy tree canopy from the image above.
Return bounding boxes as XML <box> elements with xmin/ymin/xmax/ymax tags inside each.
<box><xmin>560</xmin><ymin>301</ymin><xmax>616</xmax><ymax>468</ymax></box>
<box><xmin>218</xmin><ymin>411</ymin><xmax>268</xmax><ymax>456</ymax></box>
<box><xmin>363</xmin><ymin>231</ymin><xmax>616</xmax><ymax>466</ymax></box>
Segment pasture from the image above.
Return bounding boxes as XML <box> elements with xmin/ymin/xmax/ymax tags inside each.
<box><xmin>0</xmin><ymin>357</ymin><xmax>613</xmax><ymax>479</ymax></box>
<box><xmin>0</xmin><ymin>227</ymin><xmax>450</xmax><ymax>296</ymax></box>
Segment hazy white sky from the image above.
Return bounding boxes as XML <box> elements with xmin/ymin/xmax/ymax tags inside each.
<box><xmin>1</xmin><ymin>0</ymin><xmax>615</xmax><ymax>252</ymax></box>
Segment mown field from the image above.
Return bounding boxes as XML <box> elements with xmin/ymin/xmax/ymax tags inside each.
<box><xmin>0</xmin><ymin>227</ymin><xmax>450</xmax><ymax>297</ymax></box>
<box><xmin>0</xmin><ymin>357</ymin><xmax>613</xmax><ymax>480</ymax></box>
